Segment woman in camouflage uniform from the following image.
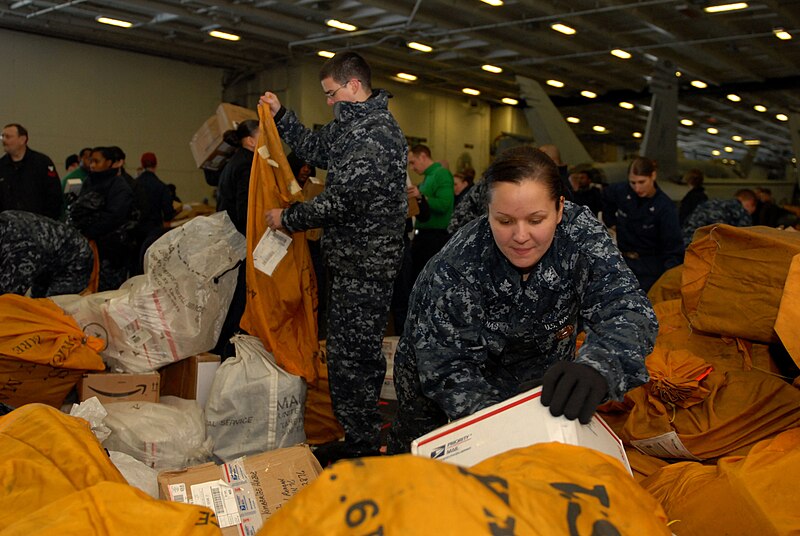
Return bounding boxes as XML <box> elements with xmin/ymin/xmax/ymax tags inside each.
<box><xmin>389</xmin><ymin>146</ymin><xmax>657</xmax><ymax>453</ymax></box>
<box><xmin>0</xmin><ymin>209</ymin><xmax>93</xmax><ymax>297</ymax></box>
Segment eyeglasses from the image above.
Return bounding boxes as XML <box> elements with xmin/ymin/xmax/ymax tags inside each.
<box><xmin>323</xmin><ymin>80</ymin><xmax>351</xmax><ymax>99</ymax></box>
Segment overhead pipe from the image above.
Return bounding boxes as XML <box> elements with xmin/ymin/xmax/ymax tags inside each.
<box><xmin>26</xmin><ymin>0</ymin><xmax>88</xmax><ymax>19</ymax></box>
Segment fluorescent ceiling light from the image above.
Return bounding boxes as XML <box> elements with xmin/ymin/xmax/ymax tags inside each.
<box><xmin>633</xmin><ymin>132</ymin><xmax>642</xmax><ymax>138</ymax></box>
<box><xmin>744</xmin><ymin>139</ymin><xmax>761</xmax><ymax>145</ymax></box>
<box><xmin>209</xmin><ymin>30</ymin><xmax>240</xmax><ymax>41</ymax></box>
<box><xmin>481</xmin><ymin>64</ymin><xmax>503</xmax><ymax>73</ymax></box>
<box><xmin>480</xmin><ymin>0</ymin><xmax>504</xmax><ymax>5</ymax></box>
<box><xmin>704</xmin><ymin>3</ymin><xmax>748</xmax><ymax>13</ymax></box>
<box><xmin>774</xmin><ymin>28</ymin><xmax>792</xmax><ymax>40</ymax></box>
<box><xmin>724</xmin><ymin>146</ymin><xmax>734</xmax><ymax>152</ymax></box>
<box><xmin>712</xmin><ymin>150</ymin><xmax>721</xmax><ymax>156</ymax></box>
<box><xmin>610</xmin><ymin>49</ymin><xmax>631</xmax><ymax>59</ymax></box>
<box><xmin>396</xmin><ymin>72</ymin><xmax>417</xmax><ymax>81</ymax></box>
<box><xmin>753</xmin><ymin>104</ymin><xmax>767</xmax><ymax>112</ymax></box>
<box><xmin>727</xmin><ymin>94</ymin><xmax>741</xmax><ymax>102</ymax></box>
<box><xmin>317</xmin><ymin>50</ymin><xmax>335</xmax><ymax>58</ymax></box>
<box><xmin>776</xmin><ymin>113</ymin><xmax>789</xmax><ymax>121</ymax></box>
<box><xmin>707</xmin><ymin>127</ymin><xmax>719</xmax><ymax>134</ymax></box>
<box><xmin>566</xmin><ymin>116</ymin><xmax>580</xmax><ymax>124</ymax></box>
<box><xmin>546</xmin><ymin>79</ymin><xmax>564</xmax><ymax>88</ymax></box>
<box><xmin>326</xmin><ymin>19</ymin><xmax>357</xmax><ymax>32</ymax></box>
<box><xmin>96</xmin><ymin>16</ymin><xmax>133</xmax><ymax>28</ymax></box>
<box><xmin>407</xmin><ymin>41</ymin><xmax>433</xmax><ymax>52</ymax></box>
<box><xmin>462</xmin><ymin>88</ymin><xmax>480</xmax><ymax>96</ymax></box>
<box><xmin>551</xmin><ymin>23</ymin><xmax>576</xmax><ymax>35</ymax></box>
<box><xmin>680</xmin><ymin>119</ymin><xmax>694</xmax><ymax>126</ymax></box>
<box><xmin>501</xmin><ymin>97</ymin><xmax>519</xmax><ymax>105</ymax></box>
<box><xmin>580</xmin><ymin>90</ymin><xmax>597</xmax><ymax>98</ymax></box>
<box><xmin>592</xmin><ymin>125</ymin><xmax>607</xmax><ymax>132</ymax></box>
<box><xmin>619</xmin><ymin>102</ymin><xmax>634</xmax><ymax>109</ymax></box>
<box><xmin>691</xmin><ymin>80</ymin><xmax>708</xmax><ymax>88</ymax></box>
<box><xmin>731</xmin><ymin>135</ymin><xmax>743</xmax><ymax>142</ymax></box>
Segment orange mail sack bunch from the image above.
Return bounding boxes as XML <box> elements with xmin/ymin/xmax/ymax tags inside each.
<box><xmin>0</xmin><ymin>404</ymin><xmax>220</xmax><ymax>536</ymax></box>
<box><xmin>0</xmin><ymin>294</ymin><xmax>105</xmax><ymax>408</ymax></box>
<box><xmin>641</xmin><ymin>427</ymin><xmax>800</xmax><ymax>536</ymax></box>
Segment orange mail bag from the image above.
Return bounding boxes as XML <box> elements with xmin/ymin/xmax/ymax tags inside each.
<box><xmin>240</xmin><ymin>104</ymin><xmax>319</xmax><ymax>382</ymax></box>
<box><xmin>261</xmin><ymin>443</ymin><xmax>671</xmax><ymax>535</ymax></box>
<box><xmin>682</xmin><ymin>224</ymin><xmax>800</xmax><ymax>343</ymax></box>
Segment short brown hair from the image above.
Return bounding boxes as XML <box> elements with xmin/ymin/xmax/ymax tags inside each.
<box><xmin>319</xmin><ymin>51</ymin><xmax>372</xmax><ymax>91</ymax></box>
<box><xmin>410</xmin><ymin>144</ymin><xmax>431</xmax><ymax>158</ymax></box>
<box><xmin>3</xmin><ymin>123</ymin><xmax>28</xmax><ymax>140</ymax></box>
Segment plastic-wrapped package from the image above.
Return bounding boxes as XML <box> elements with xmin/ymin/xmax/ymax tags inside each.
<box><xmin>53</xmin><ymin>212</ymin><xmax>246</xmax><ymax>372</ymax></box>
<box><xmin>109</xmin><ymin>450</ymin><xmax>159</xmax><ymax>498</ymax></box>
<box><xmin>69</xmin><ymin>396</ymin><xmax>112</xmax><ymax>442</ymax></box>
<box><xmin>206</xmin><ymin>334</ymin><xmax>307</xmax><ymax>461</ymax></box>
<box><xmin>102</xmin><ymin>396</ymin><xmax>212</xmax><ymax>470</ymax></box>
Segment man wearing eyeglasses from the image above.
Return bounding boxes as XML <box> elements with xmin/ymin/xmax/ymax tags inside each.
<box><xmin>261</xmin><ymin>51</ymin><xmax>407</xmax><ymax>466</ymax></box>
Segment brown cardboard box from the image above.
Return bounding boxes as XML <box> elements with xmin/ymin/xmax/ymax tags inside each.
<box><xmin>159</xmin><ymin>353</ymin><xmax>221</xmax><ymax>408</ymax></box>
<box><xmin>158</xmin><ymin>445</ymin><xmax>323</xmax><ymax>535</ymax></box>
<box><xmin>190</xmin><ymin>103</ymin><xmax>258</xmax><ymax>170</ymax></box>
<box><xmin>79</xmin><ymin>372</ymin><xmax>160</xmax><ymax>404</ymax></box>
<box><xmin>0</xmin><ymin>357</ymin><xmax>85</xmax><ymax>408</ymax></box>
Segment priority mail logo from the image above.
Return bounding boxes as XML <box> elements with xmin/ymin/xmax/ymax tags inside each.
<box><xmin>430</xmin><ymin>445</ymin><xmax>446</xmax><ymax>459</ymax></box>
<box><xmin>426</xmin><ymin>433</ymin><xmax>473</xmax><ymax>459</ymax></box>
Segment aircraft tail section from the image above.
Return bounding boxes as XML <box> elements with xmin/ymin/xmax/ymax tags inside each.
<box><xmin>516</xmin><ymin>75</ymin><xmax>592</xmax><ymax>165</ymax></box>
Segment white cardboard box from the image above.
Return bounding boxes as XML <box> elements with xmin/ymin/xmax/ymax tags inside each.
<box><xmin>411</xmin><ymin>386</ymin><xmax>631</xmax><ymax>475</ymax></box>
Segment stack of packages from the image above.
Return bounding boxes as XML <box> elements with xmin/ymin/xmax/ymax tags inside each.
<box><xmin>601</xmin><ymin>224</ymin><xmax>800</xmax><ymax>535</ymax></box>
<box><xmin>0</xmin><ymin>104</ymin><xmax>331</xmax><ymax>534</ymax></box>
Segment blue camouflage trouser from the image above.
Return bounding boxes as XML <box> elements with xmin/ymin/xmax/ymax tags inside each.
<box><xmin>387</xmin><ymin>339</ymin><xmax>450</xmax><ymax>454</ymax></box>
<box><xmin>325</xmin><ymin>273</ymin><xmax>394</xmax><ymax>451</ymax></box>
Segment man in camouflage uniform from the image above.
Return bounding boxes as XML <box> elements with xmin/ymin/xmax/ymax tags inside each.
<box><xmin>447</xmin><ymin>178</ymin><xmax>488</xmax><ymax>234</ymax></box>
<box><xmin>388</xmin><ymin>147</ymin><xmax>656</xmax><ymax>453</ymax></box>
<box><xmin>261</xmin><ymin>52</ymin><xmax>407</xmax><ymax>464</ymax></box>
<box><xmin>682</xmin><ymin>189</ymin><xmax>756</xmax><ymax>247</ymax></box>
<box><xmin>0</xmin><ymin>210</ymin><xmax>93</xmax><ymax>297</ymax></box>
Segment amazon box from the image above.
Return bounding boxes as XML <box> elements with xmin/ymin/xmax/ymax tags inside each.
<box><xmin>411</xmin><ymin>386</ymin><xmax>631</xmax><ymax>475</ymax></box>
<box><xmin>158</xmin><ymin>445</ymin><xmax>322</xmax><ymax>534</ymax></box>
<box><xmin>79</xmin><ymin>371</ymin><xmax>160</xmax><ymax>404</ymax></box>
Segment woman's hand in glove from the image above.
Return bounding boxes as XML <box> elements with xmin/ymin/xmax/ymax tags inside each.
<box><xmin>540</xmin><ymin>361</ymin><xmax>608</xmax><ymax>424</ymax></box>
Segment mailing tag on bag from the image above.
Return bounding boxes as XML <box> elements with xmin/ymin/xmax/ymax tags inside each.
<box><xmin>253</xmin><ymin>228</ymin><xmax>292</xmax><ymax>276</ymax></box>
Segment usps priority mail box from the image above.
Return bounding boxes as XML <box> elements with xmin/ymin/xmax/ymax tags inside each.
<box><xmin>411</xmin><ymin>386</ymin><xmax>631</xmax><ymax>475</ymax></box>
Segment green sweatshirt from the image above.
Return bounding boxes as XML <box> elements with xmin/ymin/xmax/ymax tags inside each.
<box><xmin>416</xmin><ymin>162</ymin><xmax>454</xmax><ymax>230</ymax></box>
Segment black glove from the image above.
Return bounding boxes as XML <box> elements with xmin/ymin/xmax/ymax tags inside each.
<box><xmin>541</xmin><ymin>361</ymin><xmax>608</xmax><ymax>424</ymax></box>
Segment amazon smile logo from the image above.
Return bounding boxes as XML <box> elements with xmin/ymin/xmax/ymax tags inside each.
<box><xmin>87</xmin><ymin>384</ymin><xmax>149</xmax><ymax>398</ymax></box>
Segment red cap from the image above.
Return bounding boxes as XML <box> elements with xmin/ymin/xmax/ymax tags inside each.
<box><xmin>141</xmin><ymin>152</ymin><xmax>157</xmax><ymax>168</ymax></box>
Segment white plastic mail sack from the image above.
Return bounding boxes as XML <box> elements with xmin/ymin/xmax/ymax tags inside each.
<box><xmin>54</xmin><ymin>212</ymin><xmax>246</xmax><ymax>373</ymax></box>
<box><xmin>50</xmin><ymin>289</ymin><xmax>128</xmax><ymax>352</ymax></box>
<box><xmin>205</xmin><ymin>335</ymin><xmax>306</xmax><ymax>462</ymax></box>
<box><xmin>102</xmin><ymin>396</ymin><xmax>212</xmax><ymax>470</ymax></box>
